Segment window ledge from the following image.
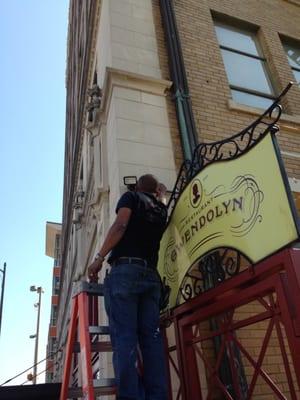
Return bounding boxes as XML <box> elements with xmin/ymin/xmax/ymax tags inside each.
<box><xmin>227</xmin><ymin>99</ymin><xmax>300</xmax><ymax>132</ymax></box>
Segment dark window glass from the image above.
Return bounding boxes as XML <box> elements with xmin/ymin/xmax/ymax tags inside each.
<box><xmin>215</xmin><ymin>24</ymin><xmax>259</xmax><ymax>56</ymax></box>
<box><xmin>283</xmin><ymin>43</ymin><xmax>300</xmax><ymax>82</ymax></box>
<box><xmin>232</xmin><ymin>90</ymin><xmax>274</xmax><ymax>109</ymax></box>
<box><xmin>53</xmin><ymin>276</ymin><xmax>60</xmax><ymax>295</ymax></box>
<box><xmin>221</xmin><ymin>49</ymin><xmax>273</xmax><ymax>94</ymax></box>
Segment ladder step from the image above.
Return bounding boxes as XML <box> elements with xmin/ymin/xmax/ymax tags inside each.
<box><xmin>72</xmin><ymin>281</ymin><xmax>104</xmax><ymax>297</ymax></box>
<box><xmin>89</xmin><ymin>325</ymin><xmax>110</xmax><ymax>335</ymax></box>
<box><xmin>68</xmin><ymin>378</ymin><xmax>116</xmax><ymax>398</ymax></box>
<box><xmin>74</xmin><ymin>341</ymin><xmax>112</xmax><ymax>353</ymax></box>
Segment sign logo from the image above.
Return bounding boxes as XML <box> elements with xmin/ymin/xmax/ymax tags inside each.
<box><xmin>189</xmin><ymin>178</ymin><xmax>202</xmax><ymax>208</ymax></box>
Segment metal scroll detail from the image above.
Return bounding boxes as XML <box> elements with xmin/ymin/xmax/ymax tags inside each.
<box><xmin>177</xmin><ymin>248</ymin><xmax>250</xmax><ymax>305</ymax></box>
<box><xmin>191</xmin><ymin>98</ymin><xmax>282</xmax><ymax>171</ymax></box>
<box><xmin>167</xmin><ymin>82</ymin><xmax>293</xmax><ymax>214</ymax></box>
<box><xmin>167</xmin><ymin>159</ymin><xmax>192</xmax><ymax>212</ymax></box>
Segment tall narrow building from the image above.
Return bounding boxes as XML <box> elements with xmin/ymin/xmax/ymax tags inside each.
<box><xmin>45</xmin><ymin>222</ymin><xmax>62</xmax><ymax>383</ymax></box>
<box><xmin>56</xmin><ymin>0</ymin><xmax>177</xmax><ymax>385</ymax></box>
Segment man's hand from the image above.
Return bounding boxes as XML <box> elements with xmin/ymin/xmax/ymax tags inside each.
<box><xmin>88</xmin><ymin>258</ymin><xmax>103</xmax><ymax>282</ymax></box>
<box><xmin>87</xmin><ymin>207</ymin><xmax>132</xmax><ymax>282</ymax></box>
<box><xmin>156</xmin><ymin>183</ymin><xmax>167</xmax><ymax>204</ymax></box>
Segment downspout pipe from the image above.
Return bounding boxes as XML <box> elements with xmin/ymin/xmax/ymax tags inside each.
<box><xmin>160</xmin><ymin>0</ymin><xmax>198</xmax><ymax>161</ymax></box>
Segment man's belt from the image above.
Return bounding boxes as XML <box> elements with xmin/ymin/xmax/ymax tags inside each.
<box><xmin>112</xmin><ymin>257</ymin><xmax>155</xmax><ymax>269</ymax></box>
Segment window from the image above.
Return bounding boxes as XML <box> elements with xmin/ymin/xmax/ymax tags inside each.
<box><xmin>283</xmin><ymin>42</ymin><xmax>300</xmax><ymax>83</ymax></box>
<box><xmin>51</xmin><ymin>306</ymin><xmax>58</xmax><ymax>326</ymax></box>
<box><xmin>53</xmin><ymin>276</ymin><xmax>60</xmax><ymax>295</ymax></box>
<box><xmin>54</xmin><ymin>234</ymin><xmax>61</xmax><ymax>263</ymax></box>
<box><xmin>214</xmin><ymin>22</ymin><xmax>276</xmax><ymax>109</ymax></box>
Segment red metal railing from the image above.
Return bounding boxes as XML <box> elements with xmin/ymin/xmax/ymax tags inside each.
<box><xmin>162</xmin><ymin>247</ymin><xmax>300</xmax><ymax>400</ymax></box>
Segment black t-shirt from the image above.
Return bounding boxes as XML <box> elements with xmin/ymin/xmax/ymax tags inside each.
<box><xmin>109</xmin><ymin>191</ymin><xmax>167</xmax><ymax>267</ymax></box>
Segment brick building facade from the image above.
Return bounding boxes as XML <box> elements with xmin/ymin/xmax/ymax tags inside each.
<box><xmin>169</xmin><ymin>0</ymin><xmax>300</xmax><ymax>176</ymax></box>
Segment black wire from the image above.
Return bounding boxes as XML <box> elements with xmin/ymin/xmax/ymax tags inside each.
<box><xmin>20</xmin><ymin>360</ymin><xmax>59</xmax><ymax>386</ymax></box>
<box><xmin>0</xmin><ymin>347</ymin><xmax>62</xmax><ymax>386</ymax></box>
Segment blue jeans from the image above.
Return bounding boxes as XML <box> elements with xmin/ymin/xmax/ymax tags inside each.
<box><xmin>104</xmin><ymin>263</ymin><xmax>168</xmax><ymax>400</ymax></box>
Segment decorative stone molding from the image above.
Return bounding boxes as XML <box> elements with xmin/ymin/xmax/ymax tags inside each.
<box><xmin>100</xmin><ymin>67</ymin><xmax>173</xmax><ymax>122</ymax></box>
<box><xmin>87</xmin><ymin>0</ymin><xmax>102</xmax><ymax>89</ymax></box>
<box><xmin>85</xmin><ymin>117</ymin><xmax>101</xmax><ymax>138</ymax></box>
<box><xmin>227</xmin><ymin>99</ymin><xmax>300</xmax><ymax>133</ymax></box>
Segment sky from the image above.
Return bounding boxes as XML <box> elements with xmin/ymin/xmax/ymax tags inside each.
<box><xmin>0</xmin><ymin>1</ymin><xmax>69</xmax><ymax>385</ymax></box>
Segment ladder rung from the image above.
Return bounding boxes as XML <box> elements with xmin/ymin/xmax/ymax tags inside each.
<box><xmin>89</xmin><ymin>325</ymin><xmax>110</xmax><ymax>335</ymax></box>
<box><xmin>94</xmin><ymin>378</ymin><xmax>116</xmax><ymax>392</ymax></box>
<box><xmin>72</xmin><ymin>281</ymin><xmax>104</xmax><ymax>297</ymax></box>
<box><xmin>74</xmin><ymin>341</ymin><xmax>112</xmax><ymax>353</ymax></box>
<box><xmin>68</xmin><ymin>378</ymin><xmax>116</xmax><ymax>398</ymax></box>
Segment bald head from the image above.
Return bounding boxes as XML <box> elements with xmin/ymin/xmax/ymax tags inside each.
<box><xmin>137</xmin><ymin>174</ymin><xmax>158</xmax><ymax>193</ymax></box>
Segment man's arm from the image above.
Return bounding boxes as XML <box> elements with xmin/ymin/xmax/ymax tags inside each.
<box><xmin>88</xmin><ymin>207</ymin><xmax>132</xmax><ymax>280</ymax></box>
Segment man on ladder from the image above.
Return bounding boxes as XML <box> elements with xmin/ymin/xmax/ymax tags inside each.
<box><xmin>88</xmin><ymin>174</ymin><xmax>168</xmax><ymax>400</ymax></box>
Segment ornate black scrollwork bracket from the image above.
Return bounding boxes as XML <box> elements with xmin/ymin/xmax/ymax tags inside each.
<box><xmin>177</xmin><ymin>248</ymin><xmax>250</xmax><ymax>305</ymax></box>
<box><xmin>167</xmin><ymin>82</ymin><xmax>294</xmax><ymax>214</ymax></box>
<box><xmin>166</xmin><ymin>159</ymin><xmax>192</xmax><ymax>212</ymax></box>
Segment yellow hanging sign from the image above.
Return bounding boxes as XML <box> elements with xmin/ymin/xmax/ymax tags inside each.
<box><xmin>158</xmin><ymin>133</ymin><xmax>299</xmax><ymax>308</ymax></box>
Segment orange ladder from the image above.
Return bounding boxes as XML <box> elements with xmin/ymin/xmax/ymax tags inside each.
<box><xmin>59</xmin><ymin>281</ymin><xmax>116</xmax><ymax>399</ymax></box>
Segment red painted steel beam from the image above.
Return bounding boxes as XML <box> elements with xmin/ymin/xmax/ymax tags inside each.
<box><xmin>162</xmin><ymin>328</ymin><xmax>173</xmax><ymax>400</ymax></box>
<box><xmin>162</xmin><ymin>247</ymin><xmax>300</xmax><ymax>400</ymax></box>
<box><xmin>178</xmin><ymin>276</ymin><xmax>279</xmax><ymax>329</ymax></box>
<box><xmin>192</xmin><ymin>343</ymin><xmax>234</xmax><ymax>400</ymax></box>
<box><xmin>232</xmin><ymin>334</ymin><xmax>287</xmax><ymax>400</ymax></box>
<box><xmin>274</xmin><ymin>313</ymin><xmax>297</xmax><ymax>400</ymax></box>
<box><xmin>187</xmin><ymin>309</ymin><xmax>274</xmax><ymax>346</ymax></box>
<box><xmin>276</xmin><ymin>273</ymin><xmax>300</xmax><ymax>392</ymax></box>
<box><xmin>172</xmin><ymin>248</ymin><xmax>294</xmax><ymax>319</ymax></box>
<box><xmin>179</xmin><ymin>325</ymin><xmax>202</xmax><ymax>400</ymax></box>
<box><xmin>245</xmin><ymin>318</ymin><xmax>275</xmax><ymax>398</ymax></box>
